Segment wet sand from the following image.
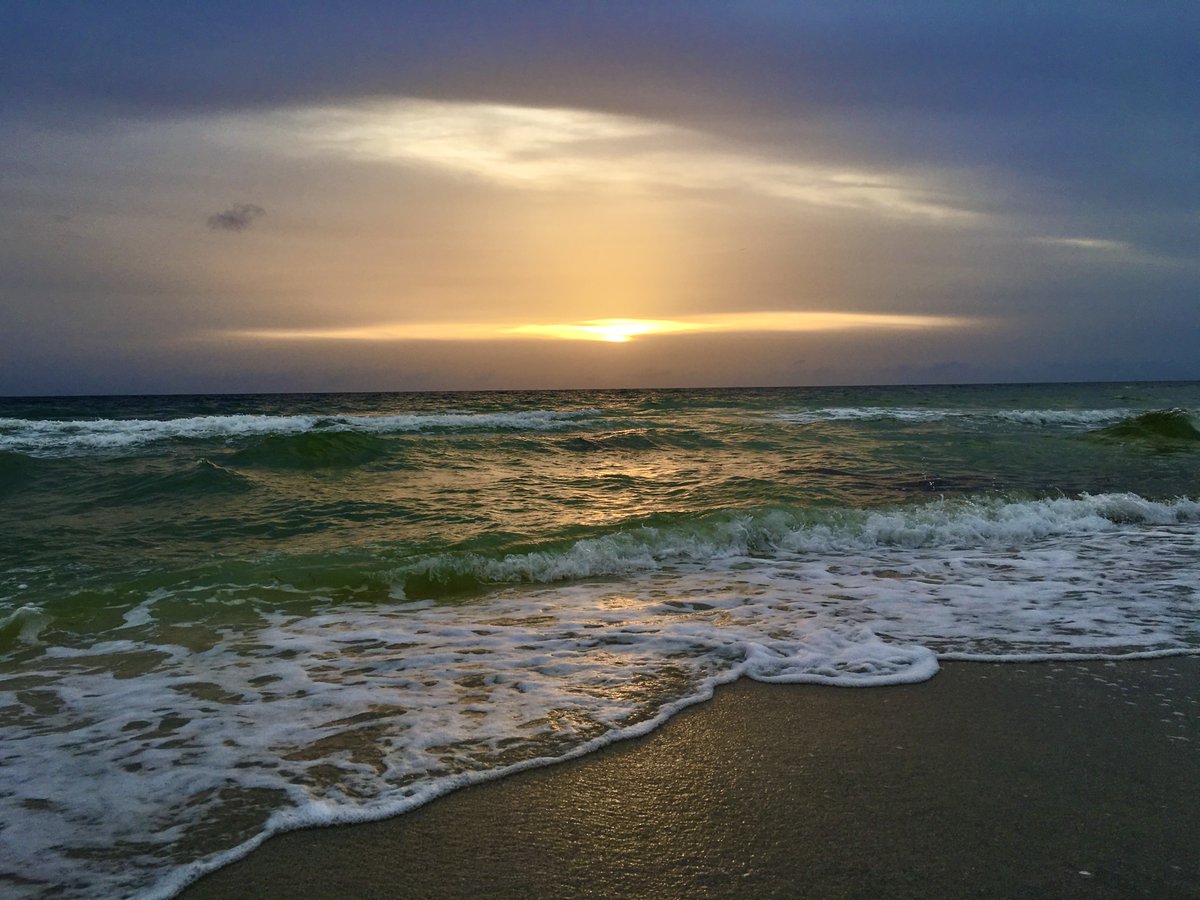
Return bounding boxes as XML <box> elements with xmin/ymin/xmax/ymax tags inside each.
<box><xmin>184</xmin><ymin>658</ymin><xmax>1199</xmax><ymax>898</ymax></box>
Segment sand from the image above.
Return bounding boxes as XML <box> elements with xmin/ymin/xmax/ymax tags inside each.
<box><xmin>183</xmin><ymin>658</ymin><xmax>1199</xmax><ymax>898</ymax></box>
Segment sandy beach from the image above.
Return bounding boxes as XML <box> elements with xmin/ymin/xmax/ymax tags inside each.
<box><xmin>183</xmin><ymin>658</ymin><xmax>1199</xmax><ymax>898</ymax></box>
<box><xmin>7</xmin><ymin>3</ymin><xmax>1200</xmax><ymax>893</ymax></box>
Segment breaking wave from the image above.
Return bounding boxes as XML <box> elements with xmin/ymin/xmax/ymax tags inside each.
<box><xmin>4</xmin><ymin>489</ymin><xmax>1199</xmax><ymax>899</ymax></box>
<box><xmin>0</xmin><ymin>409</ymin><xmax>599</xmax><ymax>456</ymax></box>
<box><xmin>393</xmin><ymin>493</ymin><xmax>1200</xmax><ymax>598</ymax></box>
<box><xmin>774</xmin><ymin>407</ymin><xmax>1140</xmax><ymax>427</ymax></box>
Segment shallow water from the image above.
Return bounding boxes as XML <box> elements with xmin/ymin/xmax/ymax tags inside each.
<box><xmin>1</xmin><ymin>382</ymin><xmax>1198</xmax><ymax>897</ymax></box>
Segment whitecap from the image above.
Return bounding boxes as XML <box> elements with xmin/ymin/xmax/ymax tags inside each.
<box><xmin>0</xmin><ymin>409</ymin><xmax>599</xmax><ymax>456</ymax></box>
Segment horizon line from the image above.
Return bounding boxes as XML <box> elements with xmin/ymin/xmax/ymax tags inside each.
<box><xmin>2</xmin><ymin>376</ymin><xmax>1196</xmax><ymax>401</ymax></box>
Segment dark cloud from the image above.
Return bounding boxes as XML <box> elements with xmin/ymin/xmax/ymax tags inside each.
<box><xmin>4</xmin><ymin>4</ymin><xmax>1195</xmax><ymax>126</ymax></box>
<box><xmin>4</xmin><ymin>4</ymin><xmax>1196</xmax><ymax>227</ymax></box>
<box><xmin>206</xmin><ymin>204</ymin><xmax>265</xmax><ymax>232</ymax></box>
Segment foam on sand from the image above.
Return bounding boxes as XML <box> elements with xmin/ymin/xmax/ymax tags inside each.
<box><xmin>1</xmin><ymin>492</ymin><xmax>1197</xmax><ymax>897</ymax></box>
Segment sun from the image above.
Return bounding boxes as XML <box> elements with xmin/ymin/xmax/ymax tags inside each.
<box><xmin>575</xmin><ymin>319</ymin><xmax>673</xmax><ymax>342</ymax></box>
<box><xmin>504</xmin><ymin>318</ymin><xmax>701</xmax><ymax>343</ymax></box>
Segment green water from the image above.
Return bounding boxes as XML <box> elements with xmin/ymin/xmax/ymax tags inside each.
<box><xmin>3</xmin><ymin>383</ymin><xmax>1197</xmax><ymax>614</ymax></box>
<box><xmin>1</xmin><ymin>382</ymin><xmax>1198</xmax><ymax>898</ymax></box>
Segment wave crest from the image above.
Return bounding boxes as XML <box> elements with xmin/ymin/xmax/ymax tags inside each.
<box><xmin>775</xmin><ymin>407</ymin><xmax>1138</xmax><ymax>427</ymax></box>
<box><xmin>229</xmin><ymin>431</ymin><xmax>393</xmax><ymax>469</ymax></box>
<box><xmin>393</xmin><ymin>493</ymin><xmax>1200</xmax><ymax>597</ymax></box>
<box><xmin>1089</xmin><ymin>409</ymin><xmax>1200</xmax><ymax>444</ymax></box>
<box><xmin>0</xmin><ymin>409</ymin><xmax>598</xmax><ymax>456</ymax></box>
<box><xmin>0</xmin><ymin>604</ymin><xmax>50</xmax><ymax>647</ymax></box>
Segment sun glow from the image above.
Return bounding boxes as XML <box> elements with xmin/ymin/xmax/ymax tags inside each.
<box><xmin>505</xmin><ymin>318</ymin><xmax>700</xmax><ymax>343</ymax></box>
<box><xmin>230</xmin><ymin>312</ymin><xmax>975</xmax><ymax>344</ymax></box>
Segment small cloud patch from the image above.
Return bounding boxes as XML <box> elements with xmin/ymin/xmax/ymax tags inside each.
<box><xmin>207</xmin><ymin>203</ymin><xmax>266</xmax><ymax>232</ymax></box>
<box><xmin>1033</xmin><ymin>236</ymin><xmax>1129</xmax><ymax>253</ymax></box>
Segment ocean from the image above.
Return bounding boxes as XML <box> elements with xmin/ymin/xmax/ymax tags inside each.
<box><xmin>1</xmin><ymin>382</ymin><xmax>1198</xmax><ymax>897</ymax></box>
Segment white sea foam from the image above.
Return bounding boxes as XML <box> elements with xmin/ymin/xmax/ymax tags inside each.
<box><xmin>991</xmin><ymin>408</ymin><xmax>1137</xmax><ymax>426</ymax></box>
<box><xmin>400</xmin><ymin>493</ymin><xmax>1200</xmax><ymax>588</ymax></box>
<box><xmin>0</xmin><ymin>409</ymin><xmax>598</xmax><ymax>455</ymax></box>
<box><xmin>0</xmin><ymin>604</ymin><xmax>50</xmax><ymax>644</ymax></box>
<box><xmin>772</xmin><ymin>406</ymin><xmax>1141</xmax><ymax>426</ymax></box>
<box><xmin>774</xmin><ymin>406</ymin><xmax>954</xmax><ymax>423</ymax></box>
<box><xmin>1</xmin><ymin>494</ymin><xmax>1198</xmax><ymax>898</ymax></box>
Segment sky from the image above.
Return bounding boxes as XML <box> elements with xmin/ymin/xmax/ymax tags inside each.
<box><xmin>1</xmin><ymin>2</ymin><xmax>1197</xmax><ymax>395</ymax></box>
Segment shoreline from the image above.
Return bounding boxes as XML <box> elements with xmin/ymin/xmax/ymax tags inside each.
<box><xmin>183</xmin><ymin>657</ymin><xmax>1199</xmax><ymax>898</ymax></box>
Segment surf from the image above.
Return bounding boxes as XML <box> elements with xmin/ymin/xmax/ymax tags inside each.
<box><xmin>390</xmin><ymin>493</ymin><xmax>1200</xmax><ymax>597</ymax></box>
<box><xmin>1087</xmin><ymin>408</ymin><xmax>1200</xmax><ymax>445</ymax></box>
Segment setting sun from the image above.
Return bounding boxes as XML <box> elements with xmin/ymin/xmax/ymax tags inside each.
<box><xmin>505</xmin><ymin>318</ymin><xmax>699</xmax><ymax>342</ymax></box>
<box><xmin>2</xmin><ymin>5</ymin><xmax>1197</xmax><ymax>898</ymax></box>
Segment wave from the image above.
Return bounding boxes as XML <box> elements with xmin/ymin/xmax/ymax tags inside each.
<box><xmin>228</xmin><ymin>431</ymin><xmax>394</xmax><ymax>469</ymax></box>
<box><xmin>8</xmin><ymin>488</ymin><xmax>1199</xmax><ymax>898</ymax></box>
<box><xmin>0</xmin><ymin>604</ymin><xmax>50</xmax><ymax>648</ymax></box>
<box><xmin>992</xmin><ymin>408</ymin><xmax>1136</xmax><ymax>426</ymax></box>
<box><xmin>0</xmin><ymin>409</ymin><xmax>598</xmax><ymax>456</ymax></box>
<box><xmin>1088</xmin><ymin>409</ymin><xmax>1200</xmax><ymax>444</ymax></box>
<box><xmin>107</xmin><ymin>459</ymin><xmax>256</xmax><ymax>501</ymax></box>
<box><xmin>0</xmin><ymin>449</ymin><xmax>38</xmax><ymax>493</ymax></box>
<box><xmin>774</xmin><ymin>407</ymin><xmax>952</xmax><ymax>424</ymax></box>
<box><xmin>0</xmin><ymin>449</ymin><xmax>33</xmax><ymax>470</ymax></box>
<box><xmin>773</xmin><ymin>407</ymin><xmax>1138</xmax><ymax>427</ymax></box>
<box><xmin>392</xmin><ymin>492</ymin><xmax>1200</xmax><ymax>598</ymax></box>
<box><xmin>556</xmin><ymin>428</ymin><xmax>720</xmax><ymax>453</ymax></box>
<box><xmin>559</xmin><ymin>430</ymin><xmax>663</xmax><ymax>452</ymax></box>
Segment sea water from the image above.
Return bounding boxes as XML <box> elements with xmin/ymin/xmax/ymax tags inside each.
<box><xmin>0</xmin><ymin>382</ymin><xmax>1197</xmax><ymax>897</ymax></box>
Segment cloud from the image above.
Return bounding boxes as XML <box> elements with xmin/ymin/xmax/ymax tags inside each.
<box><xmin>1033</xmin><ymin>236</ymin><xmax>1131</xmax><ymax>253</ymax></box>
<box><xmin>206</xmin><ymin>203</ymin><xmax>265</xmax><ymax>232</ymax></box>
<box><xmin>1</xmin><ymin>5</ymin><xmax>1196</xmax><ymax>394</ymax></box>
<box><xmin>215</xmin><ymin>100</ymin><xmax>977</xmax><ymax>220</ymax></box>
<box><xmin>227</xmin><ymin>311</ymin><xmax>979</xmax><ymax>344</ymax></box>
